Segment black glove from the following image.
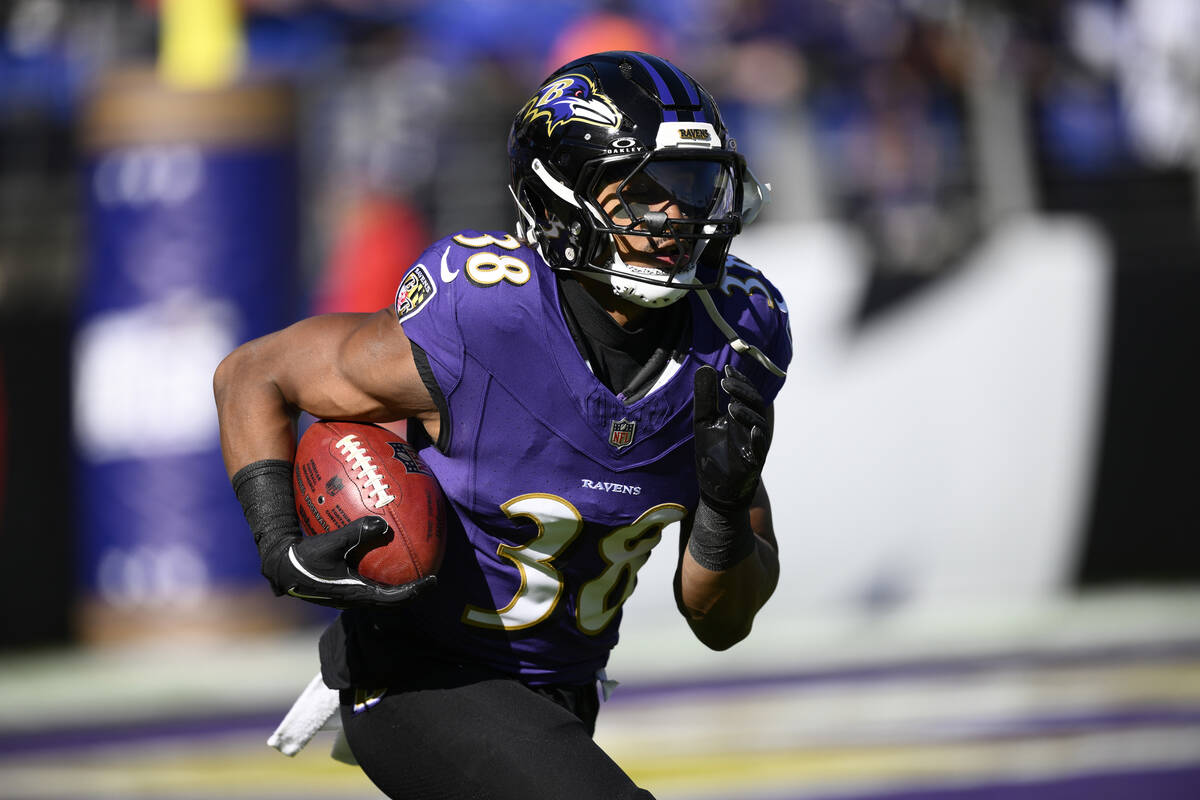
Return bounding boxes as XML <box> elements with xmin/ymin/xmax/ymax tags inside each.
<box><xmin>692</xmin><ymin>365</ymin><xmax>771</xmax><ymax>512</ymax></box>
<box><xmin>266</xmin><ymin>515</ymin><xmax>435</xmax><ymax>607</ymax></box>
<box><xmin>232</xmin><ymin>460</ymin><xmax>435</xmax><ymax>609</ymax></box>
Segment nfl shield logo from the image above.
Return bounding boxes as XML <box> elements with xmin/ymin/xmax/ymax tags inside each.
<box><xmin>609</xmin><ymin>418</ymin><xmax>636</xmax><ymax>449</ymax></box>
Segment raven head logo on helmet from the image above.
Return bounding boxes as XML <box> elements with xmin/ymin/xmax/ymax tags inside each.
<box><xmin>520</xmin><ymin>73</ymin><xmax>622</xmax><ymax>136</ymax></box>
<box><xmin>507</xmin><ymin>51</ymin><xmax>771</xmax><ymax>310</ymax></box>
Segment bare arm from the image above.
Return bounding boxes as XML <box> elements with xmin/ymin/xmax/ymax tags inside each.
<box><xmin>679</xmin><ymin>365</ymin><xmax>780</xmax><ymax>651</ymax></box>
<box><xmin>213</xmin><ymin>309</ymin><xmax>442</xmax><ymax>607</ymax></box>
<box><xmin>675</xmin><ymin>475</ymin><xmax>779</xmax><ymax>651</ymax></box>
<box><xmin>214</xmin><ymin>309</ymin><xmax>439</xmax><ymax>475</ymax></box>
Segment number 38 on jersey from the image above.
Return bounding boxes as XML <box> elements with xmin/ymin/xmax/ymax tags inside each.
<box><xmin>462</xmin><ymin>493</ymin><xmax>686</xmax><ymax>636</ymax></box>
<box><xmin>453</xmin><ymin>233</ymin><xmax>531</xmax><ymax>287</ymax></box>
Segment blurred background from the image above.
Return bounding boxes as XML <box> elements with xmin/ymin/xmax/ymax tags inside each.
<box><xmin>1</xmin><ymin>0</ymin><xmax>1198</xmax><ymax>797</ymax></box>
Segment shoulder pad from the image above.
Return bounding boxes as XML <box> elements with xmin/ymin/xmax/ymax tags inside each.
<box><xmin>718</xmin><ymin>255</ymin><xmax>789</xmax><ymax>316</ymax></box>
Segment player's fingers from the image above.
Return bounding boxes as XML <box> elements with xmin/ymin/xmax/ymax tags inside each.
<box><xmin>721</xmin><ymin>366</ymin><xmax>765</xmax><ymax>412</ymax></box>
<box><xmin>369</xmin><ymin>575</ymin><xmax>438</xmax><ymax>607</ymax></box>
<box><xmin>341</xmin><ymin>517</ymin><xmax>393</xmax><ymax>566</ymax></box>
<box><xmin>727</xmin><ymin>400</ymin><xmax>767</xmax><ymax>432</ymax></box>
<box><xmin>749</xmin><ymin>425</ymin><xmax>769</xmax><ymax>466</ymax></box>
<box><xmin>322</xmin><ymin>516</ymin><xmax>388</xmax><ymax>555</ymax></box>
<box><xmin>352</xmin><ymin>515</ymin><xmax>391</xmax><ymax>545</ymax></box>
<box><xmin>296</xmin><ymin>529</ymin><xmax>351</xmax><ymax>563</ymax></box>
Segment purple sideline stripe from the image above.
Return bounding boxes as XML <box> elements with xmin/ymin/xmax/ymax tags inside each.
<box><xmin>760</xmin><ymin>764</ymin><xmax>1200</xmax><ymax>800</ymax></box>
<box><xmin>0</xmin><ymin>710</ymin><xmax>284</xmax><ymax>757</ymax></box>
<box><xmin>3</xmin><ymin>639</ymin><xmax>1200</xmax><ymax>757</ymax></box>
<box><xmin>607</xmin><ymin>637</ymin><xmax>1200</xmax><ymax>703</ymax></box>
<box><xmin>628</xmin><ymin>53</ymin><xmax>679</xmax><ymax>122</ymax></box>
<box><xmin>4</xmin><ymin>704</ymin><xmax>1198</xmax><ymax>759</ymax></box>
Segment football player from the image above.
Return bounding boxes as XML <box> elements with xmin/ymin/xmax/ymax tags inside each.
<box><xmin>215</xmin><ymin>51</ymin><xmax>791</xmax><ymax>800</ymax></box>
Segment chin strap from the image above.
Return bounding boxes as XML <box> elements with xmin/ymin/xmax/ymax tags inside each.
<box><xmin>508</xmin><ymin>184</ymin><xmax>540</xmax><ymax>246</ymax></box>
<box><xmin>696</xmin><ymin>289</ymin><xmax>787</xmax><ymax>378</ymax></box>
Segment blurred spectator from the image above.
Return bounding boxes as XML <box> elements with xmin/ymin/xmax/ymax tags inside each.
<box><xmin>312</xmin><ymin>191</ymin><xmax>428</xmax><ymax>313</ymax></box>
<box><xmin>545</xmin><ymin>11</ymin><xmax>667</xmax><ymax>75</ymax></box>
<box><xmin>778</xmin><ymin>0</ymin><xmax>976</xmax><ymax>272</ymax></box>
<box><xmin>0</xmin><ymin>0</ymin><xmax>154</xmax><ymax>311</ymax></box>
<box><xmin>1110</xmin><ymin>0</ymin><xmax>1200</xmax><ymax>168</ymax></box>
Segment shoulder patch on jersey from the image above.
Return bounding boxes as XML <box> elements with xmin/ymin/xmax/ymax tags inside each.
<box><xmin>394</xmin><ymin>263</ymin><xmax>437</xmax><ymax>324</ymax></box>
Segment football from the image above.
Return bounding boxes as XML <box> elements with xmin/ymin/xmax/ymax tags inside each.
<box><xmin>293</xmin><ymin>420</ymin><xmax>446</xmax><ymax>586</ymax></box>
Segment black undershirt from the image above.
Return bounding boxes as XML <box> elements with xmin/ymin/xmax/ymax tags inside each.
<box><xmin>557</xmin><ymin>274</ymin><xmax>689</xmax><ymax>404</ymax></box>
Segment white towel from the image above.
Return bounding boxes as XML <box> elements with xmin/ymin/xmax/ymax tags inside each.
<box><xmin>267</xmin><ymin>672</ymin><xmax>341</xmax><ymax>757</ymax></box>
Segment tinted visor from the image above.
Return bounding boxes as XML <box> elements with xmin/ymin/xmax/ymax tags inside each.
<box><xmin>597</xmin><ymin>157</ymin><xmax>737</xmax><ymax>227</ymax></box>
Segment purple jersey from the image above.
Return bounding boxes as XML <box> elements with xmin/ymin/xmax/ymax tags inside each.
<box><xmin>379</xmin><ymin>231</ymin><xmax>790</xmax><ymax>685</ymax></box>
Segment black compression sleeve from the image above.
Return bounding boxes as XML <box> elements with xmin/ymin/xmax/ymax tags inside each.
<box><xmin>231</xmin><ymin>459</ymin><xmax>301</xmax><ymax>592</ymax></box>
<box><xmin>687</xmin><ymin>497</ymin><xmax>757</xmax><ymax>572</ymax></box>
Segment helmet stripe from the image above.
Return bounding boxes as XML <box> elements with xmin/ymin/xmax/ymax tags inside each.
<box><xmin>627</xmin><ymin>53</ymin><xmax>680</xmax><ymax>122</ymax></box>
<box><xmin>662</xmin><ymin>59</ymin><xmax>709</xmax><ymax>123</ymax></box>
<box><xmin>662</xmin><ymin>59</ymin><xmax>701</xmax><ymax>108</ymax></box>
<box><xmin>628</xmin><ymin>53</ymin><xmax>710</xmax><ymax>125</ymax></box>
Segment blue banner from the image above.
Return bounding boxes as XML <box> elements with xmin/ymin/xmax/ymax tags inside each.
<box><xmin>75</xmin><ymin>141</ymin><xmax>299</xmax><ymax>609</ymax></box>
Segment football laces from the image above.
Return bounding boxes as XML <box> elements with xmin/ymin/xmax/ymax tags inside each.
<box><xmin>336</xmin><ymin>434</ymin><xmax>396</xmax><ymax>508</ymax></box>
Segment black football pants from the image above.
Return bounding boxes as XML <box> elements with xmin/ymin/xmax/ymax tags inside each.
<box><xmin>339</xmin><ymin>672</ymin><xmax>656</xmax><ymax>800</ymax></box>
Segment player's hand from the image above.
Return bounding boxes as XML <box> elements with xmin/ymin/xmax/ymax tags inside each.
<box><xmin>264</xmin><ymin>516</ymin><xmax>436</xmax><ymax>609</ymax></box>
<box><xmin>693</xmin><ymin>365</ymin><xmax>771</xmax><ymax>512</ymax></box>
